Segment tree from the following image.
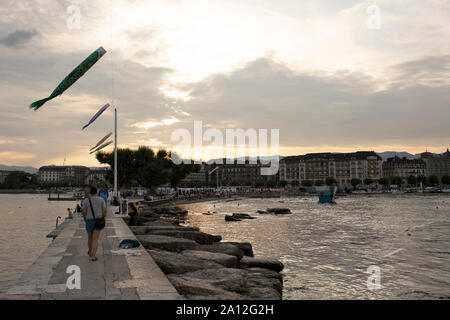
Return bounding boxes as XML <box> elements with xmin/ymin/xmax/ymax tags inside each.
<box><xmin>4</xmin><ymin>171</ymin><xmax>38</xmax><ymax>189</ymax></box>
<box><xmin>407</xmin><ymin>175</ymin><xmax>417</xmax><ymax>186</ymax></box>
<box><xmin>417</xmin><ymin>175</ymin><xmax>427</xmax><ymax>185</ymax></box>
<box><xmin>279</xmin><ymin>180</ymin><xmax>288</xmax><ymax>188</ymax></box>
<box><xmin>442</xmin><ymin>175</ymin><xmax>450</xmax><ymax>185</ymax></box>
<box><xmin>314</xmin><ymin>180</ymin><xmax>324</xmax><ymax>186</ymax></box>
<box><xmin>391</xmin><ymin>176</ymin><xmax>403</xmax><ymax>186</ymax></box>
<box><xmin>363</xmin><ymin>178</ymin><xmax>373</xmax><ymax>185</ymax></box>
<box><xmin>301</xmin><ymin>180</ymin><xmax>312</xmax><ymax>187</ymax></box>
<box><xmin>290</xmin><ymin>180</ymin><xmax>300</xmax><ymax>186</ymax></box>
<box><xmin>96</xmin><ymin>146</ymin><xmax>200</xmax><ymax>190</ymax></box>
<box><xmin>326</xmin><ymin>177</ymin><xmax>336</xmax><ymax>186</ymax></box>
<box><xmin>350</xmin><ymin>178</ymin><xmax>361</xmax><ymax>189</ymax></box>
<box><xmin>428</xmin><ymin>175</ymin><xmax>439</xmax><ymax>186</ymax></box>
<box><xmin>378</xmin><ymin>178</ymin><xmax>389</xmax><ymax>188</ymax></box>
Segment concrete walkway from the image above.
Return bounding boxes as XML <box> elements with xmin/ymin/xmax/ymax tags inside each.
<box><xmin>4</xmin><ymin>209</ymin><xmax>182</xmax><ymax>300</ymax></box>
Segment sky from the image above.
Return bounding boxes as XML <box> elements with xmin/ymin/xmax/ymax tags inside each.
<box><xmin>0</xmin><ymin>0</ymin><xmax>449</xmax><ymax>167</ymax></box>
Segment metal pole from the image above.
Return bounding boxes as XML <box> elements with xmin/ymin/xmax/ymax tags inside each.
<box><xmin>114</xmin><ymin>108</ymin><xmax>117</xmax><ymax>198</ymax></box>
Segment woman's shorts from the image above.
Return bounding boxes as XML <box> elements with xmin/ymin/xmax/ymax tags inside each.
<box><xmin>85</xmin><ymin>219</ymin><xmax>101</xmax><ymax>232</ymax></box>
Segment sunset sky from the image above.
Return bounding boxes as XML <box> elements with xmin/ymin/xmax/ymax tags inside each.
<box><xmin>0</xmin><ymin>0</ymin><xmax>449</xmax><ymax>167</ymax></box>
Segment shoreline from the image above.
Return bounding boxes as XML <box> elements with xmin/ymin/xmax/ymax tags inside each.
<box><xmin>127</xmin><ymin>204</ymin><xmax>284</xmax><ymax>300</ymax></box>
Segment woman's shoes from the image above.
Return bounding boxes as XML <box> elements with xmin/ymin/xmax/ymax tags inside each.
<box><xmin>91</xmin><ymin>257</ymin><xmax>98</xmax><ymax>261</ymax></box>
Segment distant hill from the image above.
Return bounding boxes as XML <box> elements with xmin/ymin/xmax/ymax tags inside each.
<box><xmin>376</xmin><ymin>151</ymin><xmax>415</xmax><ymax>160</ymax></box>
<box><xmin>0</xmin><ymin>165</ymin><xmax>38</xmax><ymax>174</ymax></box>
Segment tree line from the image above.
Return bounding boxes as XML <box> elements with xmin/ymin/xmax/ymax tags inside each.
<box><xmin>279</xmin><ymin>175</ymin><xmax>450</xmax><ymax>189</ymax></box>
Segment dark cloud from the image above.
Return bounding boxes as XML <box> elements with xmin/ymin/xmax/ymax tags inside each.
<box><xmin>172</xmin><ymin>56</ymin><xmax>450</xmax><ymax>149</ymax></box>
<box><xmin>391</xmin><ymin>55</ymin><xmax>450</xmax><ymax>87</ymax></box>
<box><xmin>0</xmin><ymin>29</ymin><xmax>39</xmax><ymax>47</ymax></box>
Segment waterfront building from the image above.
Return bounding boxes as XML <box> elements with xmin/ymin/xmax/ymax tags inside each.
<box><xmin>382</xmin><ymin>157</ymin><xmax>426</xmax><ymax>179</ymax></box>
<box><xmin>280</xmin><ymin>151</ymin><xmax>382</xmax><ymax>187</ymax></box>
<box><xmin>416</xmin><ymin>148</ymin><xmax>450</xmax><ymax>182</ymax></box>
<box><xmin>180</xmin><ymin>164</ymin><xmax>207</xmax><ymax>186</ymax></box>
<box><xmin>38</xmin><ymin>165</ymin><xmax>90</xmax><ymax>186</ymax></box>
<box><xmin>205</xmin><ymin>158</ymin><xmax>278</xmax><ymax>187</ymax></box>
<box><xmin>86</xmin><ymin>167</ymin><xmax>110</xmax><ymax>186</ymax></box>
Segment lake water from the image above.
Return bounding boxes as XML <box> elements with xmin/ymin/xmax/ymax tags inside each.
<box><xmin>0</xmin><ymin>194</ymin><xmax>77</xmax><ymax>293</ymax></box>
<box><xmin>181</xmin><ymin>194</ymin><xmax>450</xmax><ymax>299</ymax></box>
<box><xmin>1</xmin><ymin>193</ymin><xmax>449</xmax><ymax>299</ymax></box>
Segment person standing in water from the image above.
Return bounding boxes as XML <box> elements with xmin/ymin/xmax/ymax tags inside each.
<box><xmin>82</xmin><ymin>186</ymin><xmax>106</xmax><ymax>261</ymax></box>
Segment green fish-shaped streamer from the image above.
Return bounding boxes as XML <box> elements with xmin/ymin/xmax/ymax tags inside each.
<box><xmin>30</xmin><ymin>47</ymin><xmax>107</xmax><ymax>110</ymax></box>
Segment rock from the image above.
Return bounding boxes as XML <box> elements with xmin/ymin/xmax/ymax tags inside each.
<box><xmin>130</xmin><ymin>225</ymin><xmax>200</xmax><ymax>235</ymax></box>
<box><xmin>141</xmin><ymin>219</ymin><xmax>175</xmax><ymax>227</ymax></box>
<box><xmin>148</xmin><ymin>230</ymin><xmax>222</xmax><ymax>244</ymax></box>
<box><xmin>167</xmin><ymin>274</ymin><xmax>245</xmax><ymax>298</ymax></box>
<box><xmin>221</xmin><ymin>242</ymin><xmax>254</xmax><ymax>257</ymax></box>
<box><xmin>239</xmin><ymin>257</ymin><xmax>284</xmax><ymax>272</ymax></box>
<box><xmin>225</xmin><ymin>215</ymin><xmax>241</xmax><ymax>222</ymax></box>
<box><xmin>154</xmin><ymin>207</ymin><xmax>188</xmax><ymax>215</ymax></box>
<box><xmin>137</xmin><ymin>234</ymin><xmax>197</xmax><ymax>252</ymax></box>
<box><xmin>184</xmin><ymin>292</ymin><xmax>245</xmax><ymax>300</ymax></box>
<box><xmin>246</xmin><ymin>287</ymin><xmax>281</xmax><ymax>300</ymax></box>
<box><xmin>182</xmin><ymin>250</ymin><xmax>238</xmax><ymax>268</ymax></box>
<box><xmin>148</xmin><ymin>249</ymin><xmax>223</xmax><ymax>274</ymax></box>
<box><xmin>247</xmin><ymin>268</ymin><xmax>283</xmax><ymax>293</ymax></box>
<box><xmin>194</xmin><ymin>243</ymin><xmax>244</xmax><ymax>260</ymax></box>
<box><xmin>175</xmin><ymin>268</ymin><xmax>248</xmax><ymax>293</ymax></box>
<box><xmin>247</xmin><ymin>267</ymin><xmax>283</xmax><ymax>281</ymax></box>
<box><xmin>266</xmin><ymin>208</ymin><xmax>291</xmax><ymax>214</ymax></box>
<box><xmin>232</xmin><ymin>213</ymin><xmax>256</xmax><ymax>219</ymax></box>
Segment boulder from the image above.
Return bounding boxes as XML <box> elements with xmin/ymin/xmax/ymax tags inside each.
<box><xmin>148</xmin><ymin>230</ymin><xmax>222</xmax><ymax>244</ymax></box>
<box><xmin>154</xmin><ymin>207</ymin><xmax>188</xmax><ymax>215</ymax></box>
<box><xmin>137</xmin><ymin>234</ymin><xmax>196</xmax><ymax>252</ymax></box>
<box><xmin>130</xmin><ymin>225</ymin><xmax>200</xmax><ymax>235</ymax></box>
<box><xmin>245</xmin><ymin>287</ymin><xmax>281</xmax><ymax>300</ymax></box>
<box><xmin>176</xmin><ymin>268</ymin><xmax>248</xmax><ymax>293</ymax></box>
<box><xmin>225</xmin><ymin>215</ymin><xmax>241</xmax><ymax>222</ymax></box>
<box><xmin>141</xmin><ymin>219</ymin><xmax>176</xmax><ymax>227</ymax></box>
<box><xmin>167</xmin><ymin>274</ymin><xmax>245</xmax><ymax>298</ymax></box>
<box><xmin>232</xmin><ymin>213</ymin><xmax>256</xmax><ymax>219</ymax></box>
<box><xmin>246</xmin><ymin>269</ymin><xmax>283</xmax><ymax>293</ymax></box>
<box><xmin>239</xmin><ymin>257</ymin><xmax>284</xmax><ymax>272</ymax></box>
<box><xmin>194</xmin><ymin>243</ymin><xmax>244</xmax><ymax>260</ymax></box>
<box><xmin>184</xmin><ymin>292</ymin><xmax>245</xmax><ymax>300</ymax></box>
<box><xmin>221</xmin><ymin>242</ymin><xmax>254</xmax><ymax>257</ymax></box>
<box><xmin>182</xmin><ymin>250</ymin><xmax>238</xmax><ymax>268</ymax></box>
<box><xmin>148</xmin><ymin>249</ymin><xmax>223</xmax><ymax>274</ymax></box>
<box><xmin>247</xmin><ymin>267</ymin><xmax>282</xmax><ymax>281</ymax></box>
<box><xmin>266</xmin><ymin>208</ymin><xmax>291</xmax><ymax>214</ymax></box>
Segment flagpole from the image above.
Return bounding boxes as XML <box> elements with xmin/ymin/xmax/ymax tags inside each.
<box><xmin>114</xmin><ymin>108</ymin><xmax>117</xmax><ymax>198</ymax></box>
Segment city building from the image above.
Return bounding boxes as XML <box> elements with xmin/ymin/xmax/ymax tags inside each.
<box><xmin>204</xmin><ymin>158</ymin><xmax>278</xmax><ymax>187</ymax></box>
<box><xmin>416</xmin><ymin>148</ymin><xmax>450</xmax><ymax>181</ymax></box>
<box><xmin>86</xmin><ymin>167</ymin><xmax>110</xmax><ymax>186</ymax></box>
<box><xmin>382</xmin><ymin>157</ymin><xmax>426</xmax><ymax>179</ymax></box>
<box><xmin>180</xmin><ymin>164</ymin><xmax>207</xmax><ymax>186</ymax></box>
<box><xmin>280</xmin><ymin>151</ymin><xmax>382</xmax><ymax>186</ymax></box>
<box><xmin>38</xmin><ymin>165</ymin><xmax>90</xmax><ymax>186</ymax></box>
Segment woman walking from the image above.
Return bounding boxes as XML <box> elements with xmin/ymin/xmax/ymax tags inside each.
<box><xmin>82</xmin><ymin>186</ymin><xmax>106</xmax><ymax>261</ymax></box>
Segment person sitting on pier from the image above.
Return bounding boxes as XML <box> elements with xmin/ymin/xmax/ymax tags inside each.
<box><xmin>67</xmin><ymin>208</ymin><xmax>73</xmax><ymax>219</ymax></box>
<box><xmin>82</xmin><ymin>187</ymin><xmax>107</xmax><ymax>262</ymax></box>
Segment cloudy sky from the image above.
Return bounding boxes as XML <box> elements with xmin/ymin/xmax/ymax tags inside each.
<box><xmin>0</xmin><ymin>0</ymin><xmax>449</xmax><ymax>167</ymax></box>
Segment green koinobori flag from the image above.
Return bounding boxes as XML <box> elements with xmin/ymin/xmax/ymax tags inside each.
<box><xmin>30</xmin><ymin>47</ymin><xmax>107</xmax><ymax>110</ymax></box>
<box><xmin>89</xmin><ymin>140</ymin><xmax>113</xmax><ymax>154</ymax></box>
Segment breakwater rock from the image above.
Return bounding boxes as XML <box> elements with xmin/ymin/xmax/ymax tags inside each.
<box><xmin>128</xmin><ymin>206</ymin><xmax>284</xmax><ymax>300</ymax></box>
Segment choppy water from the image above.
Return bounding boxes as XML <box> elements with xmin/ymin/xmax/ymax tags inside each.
<box><xmin>0</xmin><ymin>194</ymin><xmax>77</xmax><ymax>293</ymax></box>
<box><xmin>181</xmin><ymin>194</ymin><xmax>450</xmax><ymax>299</ymax></box>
